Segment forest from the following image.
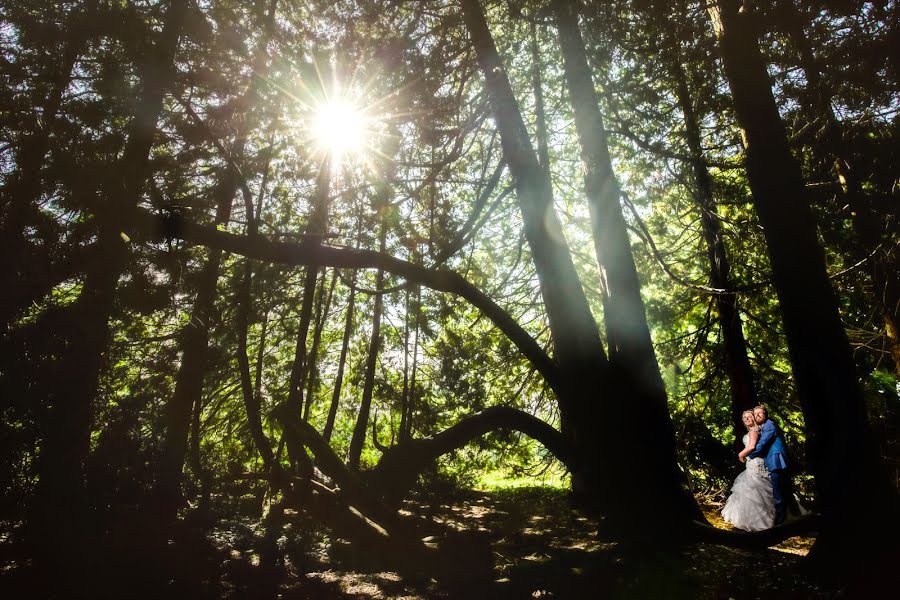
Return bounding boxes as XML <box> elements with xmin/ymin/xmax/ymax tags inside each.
<box><xmin>1</xmin><ymin>0</ymin><xmax>898</xmax><ymax>598</ymax></box>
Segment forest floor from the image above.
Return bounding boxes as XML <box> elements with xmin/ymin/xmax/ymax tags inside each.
<box><xmin>0</xmin><ymin>486</ymin><xmax>866</xmax><ymax>598</ymax></box>
<box><xmin>219</xmin><ymin>486</ymin><xmax>835</xmax><ymax>599</ymax></box>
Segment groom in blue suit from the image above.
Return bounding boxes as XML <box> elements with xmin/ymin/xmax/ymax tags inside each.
<box><xmin>747</xmin><ymin>405</ymin><xmax>790</xmax><ymax>524</ymax></box>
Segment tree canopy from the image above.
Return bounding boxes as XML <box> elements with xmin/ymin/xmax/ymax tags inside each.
<box><xmin>1</xmin><ymin>0</ymin><xmax>897</xmax><ymax>596</ymax></box>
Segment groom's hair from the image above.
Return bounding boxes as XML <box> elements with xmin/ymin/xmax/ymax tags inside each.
<box><xmin>753</xmin><ymin>404</ymin><xmax>768</xmax><ymax>417</ymax></box>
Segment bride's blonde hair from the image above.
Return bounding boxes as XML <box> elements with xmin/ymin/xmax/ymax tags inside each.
<box><xmin>741</xmin><ymin>410</ymin><xmax>758</xmax><ymax>431</ymax></box>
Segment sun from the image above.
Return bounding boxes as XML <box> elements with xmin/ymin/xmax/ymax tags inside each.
<box><xmin>291</xmin><ymin>58</ymin><xmax>401</xmax><ymax>172</ymax></box>
<box><xmin>310</xmin><ymin>98</ymin><xmax>370</xmax><ymax>161</ymax></box>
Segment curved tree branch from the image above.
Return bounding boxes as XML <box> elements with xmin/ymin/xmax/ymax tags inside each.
<box><xmin>370</xmin><ymin>405</ymin><xmax>574</xmax><ymax>503</ymax></box>
<box><xmin>133</xmin><ymin>209</ymin><xmax>563</xmax><ymax>395</ymax></box>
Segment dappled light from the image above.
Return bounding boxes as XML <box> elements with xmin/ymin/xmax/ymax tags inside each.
<box><xmin>1</xmin><ymin>0</ymin><xmax>897</xmax><ymax>598</ymax></box>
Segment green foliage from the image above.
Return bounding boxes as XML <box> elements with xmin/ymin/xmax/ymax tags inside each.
<box><xmin>1</xmin><ymin>0</ymin><xmax>897</xmax><ymax>542</ymax></box>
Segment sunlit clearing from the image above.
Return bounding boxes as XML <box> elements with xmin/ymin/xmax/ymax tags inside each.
<box><xmin>311</xmin><ymin>98</ymin><xmax>369</xmax><ymax>161</ymax></box>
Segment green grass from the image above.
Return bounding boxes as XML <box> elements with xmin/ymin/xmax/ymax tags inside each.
<box><xmin>474</xmin><ymin>467</ymin><xmax>570</xmax><ymax>491</ymax></box>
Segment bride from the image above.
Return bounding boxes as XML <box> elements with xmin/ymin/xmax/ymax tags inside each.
<box><xmin>721</xmin><ymin>410</ymin><xmax>775</xmax><ymax>531</ymax></box>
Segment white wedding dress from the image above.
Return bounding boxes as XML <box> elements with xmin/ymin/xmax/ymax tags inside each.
<box><xmin>721</xmin><ymin>434</ymin><xmax>776</xmax><ymax>532</ymax></box>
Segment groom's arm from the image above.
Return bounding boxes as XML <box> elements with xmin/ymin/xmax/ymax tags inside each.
<box><xmin>748</xmin><ymin>421</ymin><xmax>774</xmax><ymax>459</ymax></box>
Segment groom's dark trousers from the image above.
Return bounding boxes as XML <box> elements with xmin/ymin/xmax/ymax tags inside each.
<box><xmin>768</xmin><ymin>469</ymin><xmax>786</xmax><ymax>524</ymax></box>
<box><xmin>748</xmin><ymin>419</ymin><xmax>789</xmax><ymax>525</ymax></box>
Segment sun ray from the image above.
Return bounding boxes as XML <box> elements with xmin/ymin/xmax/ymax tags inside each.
<box><xmin>280</xmin><ymin>53</ymin><xmax>419</xmax><ymax>179</ymax></box>
<box><xmin>310</xmin><ymin>98</ymin><xmax>369</xmax><ymax>160</ymax></box>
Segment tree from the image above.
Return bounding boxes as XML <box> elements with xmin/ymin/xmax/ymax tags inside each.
<box><xmin>460</xmin><ymin>0</ymin><xmax>700</xmax><ymax>536</ymax></box>
<box><xmin>771</xmin><ymin>0</ymin><xmax>900</xmax><ymax>377</ymax></box>
<box><xmin>32</xmin><ymin>2</ymin><xmax>188</xmax><ymax>584</ymax></box>
<box><xmin>707</xmin><ymin>0</ymin><xmax>896</xmax><ymax>573</ymax></box>
<box><xmin>2</xmin><ymin>0</ymin><xmax>896</xmax><ymax>593</ymax></box>
<box><xmin>158</xmin><ymin>0</ymin><xmax>280</xmax><ymax>522</ymax></box>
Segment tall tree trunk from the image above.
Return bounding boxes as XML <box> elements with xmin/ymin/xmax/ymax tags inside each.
<box><xmin>529</xmin><ymin>21</ymin><xmax>551</xmax><ymax>175</ymax></box>
<box><xmin>553</xmin><ymin>0</ymin><xmax>662</xmax><ymax>384</ymax></box>
<box><xmin>708</xmin><ymin>0</ymin><xmax>896</xmax><ymax>571</ymax></box>
<box><xmin>669</xmin><ymin>53</ymin><xmax>756</xmax><ymax>446</ymax></box>
<box><xmin>399</xmin><ymin>285</ymin><xmax>421</xmax><ymax>444</ymax></box>
<box><xmin>34</xmin><ymin>0</ymin><xmax>187</xmax><ymax>582</ymax></box>
<box><xmin>460</xmin><ymin>0</ymin><xmax>607</xmax><ymax>401</ymax></box>
<box><xmin>775</xmin><ymin>0</ymin><xmax>900</xmax><ymax>377</ymax></box>
<box><xmin>324</xmin><ymin>270</ymin><xmax>357</xmax><ymax>444</ymax></box>
<box><xmin>159</xmin><ymin>0</ymin><xmax>280</xmax><ymax>515</ymax></box>
<box><xmin>347</xmin><ymin>223</ymin><xmax>388</xmax><ymax>471</ymax></box>
<box><xmin>158</xmin><ymin>189</ymin><xmax>232</xmax><ymax>519</ymax></box>
<box><xmin>303</xmin><ymin>269</ymin><xmax>338</xmax><ymax>421</ymax></box>
<box><xmin>461</xmin><ymin>0</ymin><xmax>699</xmax><ymax>536</ymax></box>
<box><xmin>550</xmin><ymin>0</ymin><xmax>697</xmax><ymax>528</ymax></box>
<box><xmin>399</xmin><ymin>286</ymin><xmax>412</xmax><ymax>444</ymax></box>
<box><xmin>282</xmin><ymin>163</ymin><xmax>331</xmax><ymax>477</ymax></box>
<box><xmin>235</xmin><ymin>152</ymin><xmax>278</xmax><ymax>471</ymax></box>
<box><xmin>236</xmin><ymin>246</ymin><xmax>275</xmax><ymax>469</ymax></box>
<box><xmin>255</xmin><ymin>311</ymin><xmax>270</xmax><ymax>402</ymax></box>
<box><xmin>404</xmin><ymin>286</ymin><xmax>421</xmax><ymax>443</ymax></box>
<box><xmin>286</xmin><ymin>163</ymin><xmax>331</xmax><ymax>418</ymax></box>
<box><xmin>299</xmin><ymin>270</ymin><xmax>326</xmax><ymax>420</ymax></box>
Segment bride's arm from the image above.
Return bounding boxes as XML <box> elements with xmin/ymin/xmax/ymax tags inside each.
<box><xmin>738</xmin><ymin>429</ymin><xmax>759</xmax><ymax>462</ymax></box>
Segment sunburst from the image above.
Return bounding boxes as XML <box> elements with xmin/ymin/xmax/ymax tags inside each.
<box><xmin>282</xmin><ymin>54</ymin><xmax>412</xmax><ymax>177</ymax></box>
<box><xmin>309</xmin><ymin>97</ymin><xmax>371</xmax><ymax>163</ymax></box>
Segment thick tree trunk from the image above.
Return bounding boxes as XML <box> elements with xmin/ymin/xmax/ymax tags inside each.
<box><xmin>399</xmin><ymin>287</ymin><xmax>412</xmax><ymax>444</ymax></box>
<box><xmin>236</xmin><ymin>260</ymin><xmax>275</xmax><ymax>467</ymax></box>
<box><xmin>281</xmin><ymin>164</ymin><xmax>331</xmax><ymax>477</ymax></box>
<box><xmin>552</xmin><ymin>0</ymin><xmax>697</xmax><ymax>527</ymax></box>
<box><xmin>670</xmin><ymin>55</ymin><xmax>756</xmax><ymax>446</ymax></box>
<box><xmin>554</xmin><ymin>0</ymin><xmax>677</xmax><ymax>436</ymax></box>
<box><xmin>235</xmin><ymin>155</ymin><xmax>279</xmax><ymax>472</ymax></box>
<box><xmin>158</xmin><ymin>199</ymin><xmax>231</xmax><ymax>519</ymax></box>
<box><xmin>399</xmin><ymin>285</ymin><xmax>420</xmax><ymax>443</ymax></box>
<box><xmin>460</xmin><ymin>0</ymin><xmax>607</xmax><ymax>403</ymax></box>
<box><xmin>709</xmin><ymin>0</ymin><xmax>897</xmax><ymax>571</ymax></box>
<box><xmin>461</xmin><ymin>0</ymin><xmax>699</xmax><ymax>535</ymax></box>
<box><xmin>348</xmin><ymin>223</ymin><xmax>388</xmax><ymax>471</ymax></box>
<box><xmin>255</xmin><ymin>311</ymin><xmax>270</xmax><ymax>403</ymax></box>
<box><xmin>287</xmin><ymin>268</ymin><xmax>319</xmax><ymax>412</ymax></box>
<box><xmin>529</xmin><ymin>21</ymin><xmax>551</xmax><ymax>174</ymax></box>
<box><xmin>162</xmin><ymin>141</ymin><xmax>266</xmax><ymax>517</ymax></box>
<box><xmin>405</xmin><ymin>288</ymin><xmax>421</xmax><ymax>442</ymax></box>
<box><xmin>553</xmin><ymin>0</ymin><xmax>665</xmax><ymax>393</ymax></box>
<box><xmin>34</xmin><ymin>0</ymin><xmax>187</xmax><ymax>583</ymax></box>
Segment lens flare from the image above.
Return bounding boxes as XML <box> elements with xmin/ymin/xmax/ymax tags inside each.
<box><xmin>310</xmin><ymin>98</ymin><xmax>369</xmax><ymax>160</ymax></box>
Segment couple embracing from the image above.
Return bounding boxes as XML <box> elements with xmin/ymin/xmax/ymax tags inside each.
<box><xmin>722</xmin><ymin>405</ymin><xmax>801</xmax><ymax>532</ymax></box>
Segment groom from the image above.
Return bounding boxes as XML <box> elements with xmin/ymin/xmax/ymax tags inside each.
<box><xmin>747</xmin><ymin>405</ymin><xmax>790</xmax><ymax>525</ymax></box>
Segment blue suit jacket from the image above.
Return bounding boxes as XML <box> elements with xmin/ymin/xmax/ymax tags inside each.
<box><xmin>748</xmin><ymin>419</ymin><xmax>788</xmax><ymax>472</ymax></box>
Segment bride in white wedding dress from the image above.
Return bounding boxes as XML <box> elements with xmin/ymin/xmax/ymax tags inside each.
<box><xmin>721</xmin><ymin>410</ymin><xmax>775</xmax><ymax>532</ymax></box>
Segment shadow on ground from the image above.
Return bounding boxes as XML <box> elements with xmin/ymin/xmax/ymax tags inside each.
<box><xmin>0</xmin><ymin>487</ymin><xmax>840</xmax><ymax>599</ymax></box>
